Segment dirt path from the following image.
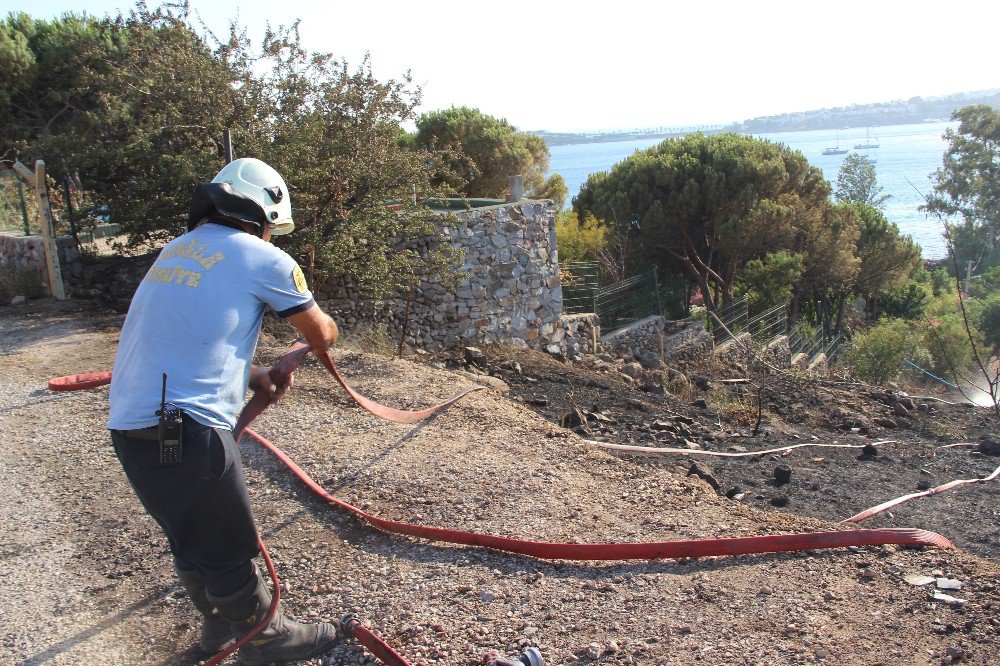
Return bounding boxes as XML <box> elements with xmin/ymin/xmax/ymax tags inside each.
<box><xmin>1</xmin><ymin>300</ymin><xmax>997</xmax><ymax>665</ymax></box>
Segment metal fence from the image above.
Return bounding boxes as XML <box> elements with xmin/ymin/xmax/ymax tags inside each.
<box><xmin>561</xmin><ymin>261</ymin><xmax>601</xmax><ymax>314</ymax></box>
<box><xmin>747</xmin><ymin>304</ymin><xmax>788</xmax><ymax>343</ymax></box>
<box><xmin>594</xmin><ymin>268</ymin><xmax>664</xmax><ymax>333</ymax></box>
<box><xmin>708</xmin><ymin>295</ymin><xmax>749</xmax><ymax>342</ymax></box>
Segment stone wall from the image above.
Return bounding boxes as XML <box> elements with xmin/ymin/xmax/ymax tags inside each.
<box><xmin>0</xmin><ymin>232</ymin><xmax>81</xmax><ymax>299</ymax></box>
<box><xmin>600</xmin><ymin>315</ymin><xmax>712</xmax><ymax>366</ymax></box>
<box><xmin>314</xmin><ymin>201</ymin><xmax>574</xmax><ymax>353</ymax></box>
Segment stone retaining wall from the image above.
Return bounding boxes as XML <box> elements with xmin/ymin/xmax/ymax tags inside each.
<box><xmin>0</xmin><ymin>232</ymin><xmax>81</xmax><ymax>298</ymax></box>
<box><xmin>601</xmin><ymin>315</ymin><xmax>713</xmax><ymax>365</ymax></box>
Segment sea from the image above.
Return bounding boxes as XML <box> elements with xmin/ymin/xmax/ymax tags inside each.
<box><xmin>547</xmin><ymin>121</ymin><xmax>956</xmax><ymax>259</ymax></box>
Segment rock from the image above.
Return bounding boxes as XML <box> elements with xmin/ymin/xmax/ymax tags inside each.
<box><xmin>10</xmin><ymin>295</ymin><xmax>26</xmax><ymax>305</ymax></box>
<box><xmin>945</xmin><ymin>646</ymin><xmax>965</xmax><ymax>660</ymax></box>
<box><xmin>893</xmin><ymin>402</ymin><xmax>911</xmax><ymax>417</ymax></box>
<box><xmin>874</xmin><ymin>417</ymin><xmax>898</xmax><ymax>429</ymax></box>
<box><xmin>640</xmin><ymin>382</ymin><xmax>666</xmax><ymax>395</ymax></box>
<box><xmin>687</xmin><ymin>461</ymin><xmax>720</xmax><ymax>491</ymax></box>
<box><xmin>585</xmin><ymin>642</ymin><xmax>602</xmax><ymax>660</ymax></box>
<box><xmin>773</xmin><ymin>464</ymin><xmax>793</xmax><ymax>484</ymax></box>
<box><xmin>636</xmin><ymin>350</ymin><xmax>663</xmax><ymax>370</ymax></box>
<box><xmin>978</xmin><ymin>437</ymin><xmax>1000</xmax><ymax>455</ymax></box>
<box><xmin>859</xmin><ymin>567</ymin><xmax>877</xmax><ymax>582</ymax></box>
<box><xmin>499</xmin><ymin>360</ymin><xmax>522</xmax><ymax>374</ymax></box>
<box><xmin>620</xmin><ymin>362</ymin><xmax>643</xmax><ymax>379</ymax></box>
<box><xmin>936</xmin><ymin>578</ymin><xmax>963</xmax><ymax>591</ymax></box>
<box><xmin>562</xmin><ymin>407</ymin><xmax>586</xmax><ymax>428</ymax></box>
<box><xmin>478</xmin><ymin>590</ymin><xmax>495</xmax><ymax>602</ymax></box>
<box><xmin>649</xmin><ymin>420</ymin><xmax>673</xmax><ymax>431</ymax></box>
<box><xmin>526</xmin><ymin>397</ymin><xmax>549</xmax><ymax>407</ymax></box>
<box><xmin>862</xmin><ymin>443</ymin><xmax>879</xmax><ymax>457</ymax></box>
<box><xmin>692</xmin><ymin>398</ymin><xmax>708</xmax><ymax>409</ymax></box>
<box><xmin>904</xmin><ymin>574</ymin><xmax>936</xmax><ymax>587</ymax></box>
<box><xmin>932</xmin><ymin>591</ymin><xmax>967</xmax><ymax>606</ymax></box>
<box><xmin>815</xmin><ymin>649</ymin><xmax>829</xmax><ymax>659</ymax></box>
<box><xmin>464</xmin><ymin>346</ymin><xmax>485</xmax><ymax>365</ymax></box>
<box><xmin>770</xmin><ymin>494</ymin><xmax>789</xmax><ymax>507</ymax></box>
<box><xmin>917</xmin><ymin>479</ymin><xmax>932</xmax><ymax>491</ymax></box>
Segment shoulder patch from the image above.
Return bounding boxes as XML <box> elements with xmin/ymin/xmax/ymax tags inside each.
<box><xmin>292</xmin><ymin>265</ymin><xmax>308</xmax><ymax>293</ymax></box>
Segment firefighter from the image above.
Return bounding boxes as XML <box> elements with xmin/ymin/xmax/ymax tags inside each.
<box><xmin>107</xmin><ymin>158</ymin><xmax>340</xmax><ymax>664</ymax></box>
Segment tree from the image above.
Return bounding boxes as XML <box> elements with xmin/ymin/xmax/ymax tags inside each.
<box><xmin>574</xmin><ymin>132</ymin><xmax>831</xmax><ymax>310</ymax></box>
<box><xmin>533</xmin><ymin>172</ymin><xmax>568</xmax><ymax>209</ymax></box>
<box><xmin>412</xmin><ymin>106</ymin><xmax>562</xmax><ymax>200</ymax></box>
<box><xmin>850</xmin><ymin>203</ymin><xmax>921</xmax><ymax>318</ymax></box>
<box><xmin>834</xmin><ymin>153</ymin><xmax>889</xmax><ymax>208</ymax></box>
<box><xmin>925</xmin><ymin>104</ymin><xmax>1000</xmax><ymax>230</ymax></box>
<box><xmin>789</xmin><ymin>202</ymin><xmax>860</xmax><ymax>335</ymax></box>
<box><xmin>736</xmin><ymin>251</ymin><xmax>804</xmax><ymax>314</ymax></box>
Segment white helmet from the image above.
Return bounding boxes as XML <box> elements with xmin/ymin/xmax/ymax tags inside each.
<box><xmin>188</xmin><ymin>158</ymin><xmax>294</xmax><ymax>236</ymax></box>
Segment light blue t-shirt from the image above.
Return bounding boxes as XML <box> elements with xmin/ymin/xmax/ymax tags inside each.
<box><xmin>107</xmin><ymin>222</ymin><xmax>315</xmax><ymax>431</ymax></box>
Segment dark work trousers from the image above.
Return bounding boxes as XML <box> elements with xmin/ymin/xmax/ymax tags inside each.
<box><xmin>110</xmin><ymin>414</ymin><xmax>259</xmax><ymax>597</ymax></box>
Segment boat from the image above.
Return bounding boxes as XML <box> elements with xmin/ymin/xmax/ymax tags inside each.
<box><xmin>854</xmin><ymin>127</ymin><xmax>880</xmax><ymax>149</ymax></box>
<box><xmin>851</xmin><ymin>151</ymin><xmax>877</xmax><ymax>165</ymax></box>
<box><xmin>822</xmin><ymin>130</ymin><xmax>848</xmax><ymax>155</ymax></box>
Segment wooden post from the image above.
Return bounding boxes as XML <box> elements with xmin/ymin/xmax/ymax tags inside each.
<box><xmin>33</xmin><ymin>160</ymin><xmax>65</xmax><ymax>300</ymax></box>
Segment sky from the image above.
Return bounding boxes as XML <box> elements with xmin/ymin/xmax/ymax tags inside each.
<box><xmin>7</xmin><ymin>0</ymin><xmax>1000</xmax><ymax>132</ymax></box>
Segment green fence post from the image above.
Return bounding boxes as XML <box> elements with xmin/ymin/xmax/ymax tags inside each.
<box><xmin>17</xmin><ymin>177</ymin><xmax>30</xmax><ymax>235</ymax></box>
<box><xmin>62</xmin><ymin>179</ymin><xmax>77</xmax><ymax>241</ymax></box>
<box><xmin>653</xmin><ymin>266</ymin><xmax>662</xmax><ymax>315</ymax></box>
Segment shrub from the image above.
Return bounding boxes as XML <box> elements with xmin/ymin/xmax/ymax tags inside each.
<box><xmin>844</xmin><ymin>319</ymin><xmax>927</xmax><ymax>384</ymax></box>
<box><xmin>972</xmin><ymin>293</ymin><xmax>1000</xmax><ymax>350</ymax></box>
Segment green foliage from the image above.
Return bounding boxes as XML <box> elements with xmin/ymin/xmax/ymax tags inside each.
<box><xmin>0</xmin><ymin>7</ymin><xmax>456</xmax><ymax>299</ymax></box>
<box><xmin>574</xmin><ymin>132</ymin><xmax>832</xmax><ymax>308</ymax></box>
<box><xmin>921</xmin><ymin>313</ymin><xmax>984</xmax><ymax>381</ymax></box>
<box><xmin>844</xmin><ymin>318</ymin><xmax>927</xmax><ymax>385</ymax></box>
<box><xmin>968</xmin><ymin>265</ymin><xmax>1000</xmax><ymax>298</ymax></box>
<box><xmin>834</xmin><ymin>153</ymin><xmax>889</xmax><ymax>208</ymax></box>
<box><xmin>413</xmin><ymin>106</ymin><xmax>550</xmax><ymax>198</ymax></box>
<box><xmin>736</xmin><ymin>251</ymin><xmax>803</xmax><ymax>313</ymax></box>
<box><xmin>533</xmin><ymin>173</ymin><xmax>568</xmax><ymax>209</ymax></box>
<box><xmin>915</xmin><ymin>266</ymin><xmax>951</xmax><ymax>297</ymax></box>
<box><xmin>233</xmin><ymin>30</ymin><xmax>445</xmax><ymax>297</ymax></box>
<box><xmin>921</xmin><ymin>290</ymin><xmax>988</xmax><ymax>381</ymax></box>
<box><xmin>877</xmin><ymin>283</ymin><xmax>928</xmax><ymax>320</ymax></box>
<box><xmin>555</xmin><ymin>210</ymin><xmax>609</xmax><ymax>263</ymax></box>
<box><xmin>925</xmin><ymin>104</ymin><xmax>1000</xmax><ymax>231</ymax></box>
<box><xmin>971</xmin><ymin>293</ymin><xmax>1000</xmax><ymax>350</ymax></box>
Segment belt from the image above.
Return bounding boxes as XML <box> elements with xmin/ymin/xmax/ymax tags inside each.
<box><xmin>114</xmin><ymin>426</ymin><xmax>158</xmax><ymax>441</ymax></box>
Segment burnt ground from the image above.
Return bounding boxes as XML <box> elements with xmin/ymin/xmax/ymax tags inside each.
<box><xmin>438</xmin><ymin>346</ymin><xmax>1000</xmax><ymax>560</ymax></box>
<box><xmin>1</xmin><ymin>299</ymin><xmax>998</xmax><ymax>666</ymax></box>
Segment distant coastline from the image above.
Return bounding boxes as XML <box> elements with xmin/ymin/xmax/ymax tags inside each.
<box><xmin>535</xmin><ymin>88</ymin><xmax>1000</xmax><ymax>147</ymax></box>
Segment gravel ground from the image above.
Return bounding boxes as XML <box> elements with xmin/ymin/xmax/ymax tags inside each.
<box><xmin>1</xmin><ymin>300</ymin><xmax>998</xmax><ymax>666</ymax></box>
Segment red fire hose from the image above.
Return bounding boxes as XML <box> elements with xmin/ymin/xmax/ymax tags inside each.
<box><xmin>50</xmin><ymin>343</ymin><xmax>958</xmax><ymax>666</ymax></box>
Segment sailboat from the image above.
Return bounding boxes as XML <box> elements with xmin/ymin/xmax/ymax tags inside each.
<box><xmin>822</xmin><ymin>130</ymin><xmax>848</xmax><ymax>155</ymax></box>
<box><xmin>854</xmin><ymin>127</ymin><xmax>880</xmax><ymax>149</ymax></box>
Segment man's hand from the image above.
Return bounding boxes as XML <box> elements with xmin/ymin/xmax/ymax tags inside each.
<box><xmin>248</xmin><ymin>364</ymin><xmax>293</xmax><ymax>405</ymax></box>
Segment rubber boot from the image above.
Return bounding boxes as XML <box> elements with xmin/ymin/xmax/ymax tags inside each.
<box><xmin>175</xmin><ymin>566</ymin><xmax>237</xmax><ymax>653</ymax></box>
<box><xmin>208</xmin><ymin>564</ymin><xmax>338</xmax><ymax>665</ymax></box>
